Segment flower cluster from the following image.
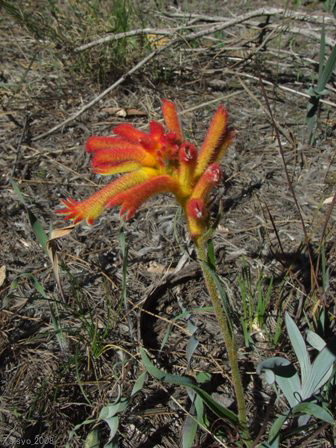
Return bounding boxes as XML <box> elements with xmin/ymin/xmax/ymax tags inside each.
<box><xmin>57</xmin><ymin>100</ymin><xmax>235</xmax><ymax>239</ymax></box>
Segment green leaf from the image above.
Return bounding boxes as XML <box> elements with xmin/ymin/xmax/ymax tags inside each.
<box><xmin>104</xmin><ymin>416</ymin><xmax>119</xmax><ymax>443</ymax></box>
<box><xmin>262</xmin><ymin>436</ymin><xmax>280</xmax><ymax>448</ymax></box>
<box><xmin>257</xmin><ymin>357</ymin><xmax>301</xmax><ymax>408</ymax></box>
<box><xmin>66</xmin><ymin>418</ymin><xmax>96</xmax><ymax>447</ymax></box>
<box><xmin>196</xmin><ymin>372</ymin><xmax>212</xmax><ymax>384</ymax></box>
<box><xmin>268</xmin><ymin>414</ymin><xmax>287</xmax><ymax>444</ymax></box>
<box><xmin>207</xmin><ymin>239</ymin><xmax>216</xmax><ymax>268</ymax></box>
<box><xmin>317</xmin><ymin>44</ymin><xmax>336</xmax><ymax>92</ymax></box>
<box><xmin>99</xmin><ymin>398</ymin><xmax>129</xmax><ymax>420</ymax></box>
<box><xmin>131</xmin><ymin>371</ymin><xmax>147</xmax><ymax>397</ymax></box>
<box><xmin>10</xmin><ymin>178</ymin><xmax>28</xmax><ymax>206</ymax></box>
<box><xmin>30</xmin><ymin>275</ymin><xmax>50</xmax><ymax>299</ymax></box>
<box><xmin>292</xmin><ymin>402</ymin><xmax>334</xmax><ymax>424</ymax></box>
<box><xmin>303</xmin><ymin>338</ymin><xmax>336</xmax><ymax>399</ymax></box>
<box><xmin>10</xmin><ymin>179</ymin><xmax>49</xmax><ymax>253</ymax></box>
<box><xmin>318</xmin><ymin>21</ymin><xmax>326</xmax><ymax>81</ymax></box>
<box><xmin>285</xmin><ymin>313</ymin><xmax>311</xmax><ymax>386</ymax></box>
<box><xmin>194</xmin><ymin>393</ymin><xmax>206</xmax><ymax>426</ymax></box>
<box><xmin>191</xmin><ymin>384</ymin><xmax>239</xmax><ymax>424</ymax></box>
<box><xmin>140</xmin><ymin>347</ymin><xmax>196</xmax><ymax>387</ymax></box>
<box><xmin>85</xmin><ymin>430</ymin><xmax>101</xmax><ymax>448</ymax></box>
<box><xmin>186</xmin><ymin>333</ymin><xmax>199</xmax><ymax>368</ymax></box>
<box><xmin>182</xmin><ymin>415</ymin><xmax>198</xmax><ymax>448</ymax></box>
<box><xmin>140</xmin><ymin>348</ymin><xmax>239</xmax><ymax>425</ymax></box>
<box><xmin>306</xmin><ymin>330</ymin><xmax>326</xmax><ymax>351</ymax></box>
<box><xmin>27</xmin><ymin>209</ymin><xmax>48</xmax><ymax>252</ymax></box>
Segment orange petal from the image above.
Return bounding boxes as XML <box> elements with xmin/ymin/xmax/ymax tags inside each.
<box><xmin>185</xmin><ymin>198</ymin><xmax>207</xmax><ymax>239</ymax></box>
<box><xmin>107</xmin><ymin>175</ymin><xmax>179</xmax><ymax>220</ymax></box>
<box><xmin>113</xmin><ymin>123</ymin><xmax>151</xmax><ymax>146</ymax></box>
<box><xmin>195</xmin><ymin>105</ymin><xmax>228</xmax><ymax>178</ymax></box>
<box><xmin>93</xmin><ymin>160</ymin><xmax>141</xmax><ymax>176</ymax></box>
<box><xmin>91</xmin><ymin>146</ymin><xmax>157</xmax><ymax>169</ymax></box>
<box><xmin>56</xmin><ymin>168</ymin><xmax>157</xmax><ymax>225</ymax></box>
<box><xmin>213</xmin><ymin>129</ymin><xmax>236</xmax><ymax>165</ymax></box>
<box><xmin>149</xmin><ymin>121</ymin><xmax>165</xmax><ymax>139</ymax></box>
<box><xmin>162</xmin><ymin>99</ymin><xmax>183</xmax><ymax>141</ymax></box>
<box><xmin>192</xmin><ymin>163</ymin><xmax>222</xmax><ymax>199</ymax></box>
<box><xmin>86</xmin><ymin>136</ymin><xmax>136</xmax><ymax>153</ymax></box>
<box><xmin>178</xmin><ymin>142</ymin><xmax>198</xmax><ymax>197</ymax></box>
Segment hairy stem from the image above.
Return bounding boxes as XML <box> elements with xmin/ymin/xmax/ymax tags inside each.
<box><xmin>196</xmin><ymin>236</ymin><xmax>252</xmax><ymax>447</ymax></box>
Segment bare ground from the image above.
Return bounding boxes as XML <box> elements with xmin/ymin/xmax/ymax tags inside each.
<box><xmin>1</xmin><ymin>1</ymin><xmax>336</xmax><ymax>447</ymax></box>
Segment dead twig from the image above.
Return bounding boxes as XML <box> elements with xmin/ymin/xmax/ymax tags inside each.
<box><xmin>248</xmin><ymin>22</ymin><xmax>335</xmax><ymax>47</ymax></box>
<box><xmin>32</xmin><ymin>41</ymin><xmax>176</xmax><ymax>141</ymax></box>
<box><xmin>75</xmin><ymin>8</ymin><xmax>334</xmax><ymax>55</ymax></box>
<box><xmin>164</xmin><ymin>7</ymin><xmax>336</xmax><ymax>26</ymax></box>
<box><xmin>259</xmin><ymin>77</ymin><xmax>319</xmax><ymax>293</ymax></box>
<box><xmin>33</xmin><ymin>8</ymin><xmax>277</xmax><ymax>142</ymax></box>
<box><xmin>32</xmin><ymin>6</ymin><xmax>336</xmax><ymax>142</ymax></box>
<box><xmin>205</xmin><ymin>69</ymin><xmax>336</xmax><ymax>109</ymax></box>
<box><xmin>74</xmin><ymin>27</ymin><xmax>176</xmax><ymax>52</ymax></box>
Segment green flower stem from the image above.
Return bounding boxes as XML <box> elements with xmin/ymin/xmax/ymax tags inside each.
<box><xmin>196</xmin><ymin>236</ymin><xmax>252</xmax><ymax>447</ymax></box>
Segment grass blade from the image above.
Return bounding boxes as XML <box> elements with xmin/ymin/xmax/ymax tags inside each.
<box><xmin>292</xmin><ymin>402</ymin><xmax>334</xmax><ymax>424</ymax></box>
<box><xmin>140</xmin><ymin>347</ymin><xmax>239</xmax><ymax>424</ymax></box>
<box><xmin>285</xmin><ymin>313</ymin><xmax>311</xmax><ymax>386</ymax></box>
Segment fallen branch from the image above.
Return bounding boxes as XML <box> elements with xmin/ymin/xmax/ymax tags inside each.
<box><xmin>74</xmin><ymin>28</ymin><xmax>176</xmax><ymax>52</ymax></box>
<box><xmin>32</xmin><ymin>6</ymin><xmax>336</xmax><ymax>141</ymax></box>
<box><xmin>32</xmin><ymin>41</ymin><xmax>176</xmax><ymax>141</ymax></box>
<box><xmin>164</xmin><ymin>7</ymin><xmax>336</xmax><ymax>25</ymax></box>
<box><xmin>205</xmin><ymin>69</ymin><xmax>336</xmax><ymax>109</ymax></box>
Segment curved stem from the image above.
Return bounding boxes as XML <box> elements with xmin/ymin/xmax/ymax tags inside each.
<box><xmin>196</xmin><ymin>236</ymin><xmax>252</xmax><ymax>447</ymax></box>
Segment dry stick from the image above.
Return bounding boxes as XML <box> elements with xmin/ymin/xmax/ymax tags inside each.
<box><xmin>180</xmin><ymin>90</ymin><xmax>244</xmax><ymax>115</ymax></box>
<box><xmin>251</xmin><ymin>23</ymin><xmax>335</xmax><ymax>47</ymax></box>
<box><xmin>34</xmin><ymin>6</ymin><xmax>324</xmax><ymax>142</ymax></box>
<box><xmin>236</xmin><ymin>76</ymin><xmax>294</xmax><ymax>144</ymax></box>
<box><xmin>77</xmin><ymin>8</ymin><xmax>334</xmax><ymax>52</ymax></box>
<box><xmin>222</xmin><ymin>70</ymin><xmax>336</xmax><ymax>109</ymax></box>
<box><xmin>291</xmin><ymin>422</ymin><xmax>330</xmax><ymax>448</ymax></box>
<box><xmin>259</xmin><ymin>78</ymin><xmax>319</xmax><ymax>292</ymax></box>
<box><xmin>31</xmin><ymin>41</ymin><xmax>176</xmax><ymax>142</ymax></box>
<box><xmin>164</xmin><ymin>7</ymin><xmax>336</xmax><ymax>25</ymax></box>
<box><xmin>76</xmin><ymin>7</ymin><xmax>335</xmax><ymax>53</ymax></box>
<box><xmin>74</xmin><ymin>20</ymin><xmax>215</xmax><ymax>52</ymax></box>
<box><xmin>74</xmin><ymin>28</ymin><xmax>177</xmax><ymax>52</ymax></box>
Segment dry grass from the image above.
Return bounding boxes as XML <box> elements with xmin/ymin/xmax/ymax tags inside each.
<box><xmin>1</xmin><ymin>0</ymin><xmax>336</xmax><ymax>447</ymax></box>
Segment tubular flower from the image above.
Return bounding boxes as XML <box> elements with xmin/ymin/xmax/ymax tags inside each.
<box><xmin>57</xmin><ymin>100</ymin><xmax>235</xmax><ymax>239</ymax></box>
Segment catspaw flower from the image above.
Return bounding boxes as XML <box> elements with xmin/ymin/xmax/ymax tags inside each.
<box><xmin>56</xmin><ymin>100</ymin><xmax>235</xmax><ymax>239</ymax></box>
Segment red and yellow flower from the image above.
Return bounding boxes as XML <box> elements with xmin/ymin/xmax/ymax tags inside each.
<box><xmin>56</xmin><ymin>100</ymin><xmax>235</xmax><ymax>239</ymax></box>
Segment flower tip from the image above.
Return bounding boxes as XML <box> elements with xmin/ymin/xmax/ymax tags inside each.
<box><xmin>120</xmin><ymin>205</ymin><xmax>135</xmax><ymax>221</ymax></box>
<box><xmin>179</xmin><ymin>142</ymin><xmax>197</xmax><ymax>164</ymax></box>
<box><xmin>216</xmin><ymin>104</ymin><xmax>228</xmax><ymax>119</ymax></box>
<box><xmin>86</xmin><ymin>217</ymin><xmax>95</xmax><ymax>225</ymax></box>
<box><xmin>161</xmin><ymin>98</ymin><xmax>172</xmax><ymax>106</ymax></box>
<box><xmin>161</xmin><ymin>99</ymin><xmax>183</xmax><ymax>141</ymax></box>
<box><xmin>86</xmin><ymin>136</ymin><xmax>97</xmax><ymax>153</ymax></box>
<box><xmin>187</xmin><ymin>198</ymin><xmax>207</xmax><ymax>220</ymax></box>
<box><xmin>55</xmin><ymin>198</ymin><xmax>77</xmax><ymax>213</ymax></box>
<box><xmin>206</xmin><ymin>163</ymin><xmax>222</xmax><ymax>183</ymax></box>
<box><xmin>149</xmin><ymin>120</ymin><xmax>165</xmax><ymax>137</ymax></box>
<box><xmin>186</xmin><ymin>198</ymin><xmax>208</xmax><ymax>239</ymax></box>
